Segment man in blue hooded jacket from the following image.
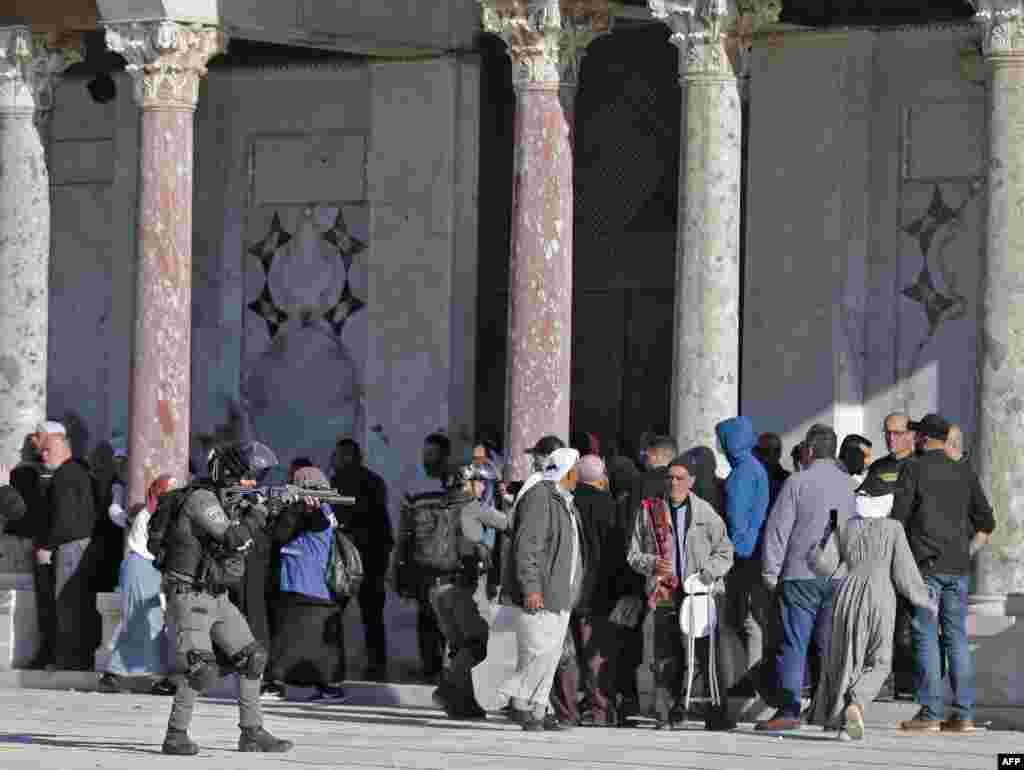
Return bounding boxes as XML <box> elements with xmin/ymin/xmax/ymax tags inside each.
<box><xmin>715</xmin><ymin>417</ymin><xmax>771</xmax><ymax>692</ymax></box>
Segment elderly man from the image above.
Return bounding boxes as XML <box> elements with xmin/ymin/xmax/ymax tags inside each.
<box><xmin>39</xmin><ymin>426</ymin><xmax>99</xmax><ymax>671</ymax></box>
<box><xmin>499</xmin><ymin>448</ymin><xmax>586</xmax><ymax>731</ymax></box>
<box><xmin>627</xmin><ymin>454</ymin><xmax>736</xmax><ymax>731</ymax></box>
<box><xmin>893</xmin><ymin>414</ymin><xmax>995</xmax><ymax>734</ymax></box>
<box><xmin>758</xmin><ymin>424</ymin><xmax>856</xmax><ymax>732</ymax></box>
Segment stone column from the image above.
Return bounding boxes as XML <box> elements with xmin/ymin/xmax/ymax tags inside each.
<box><xmin>649</xmin><ymin>1</ymin><xmax>778</xmax><ymax>460</ymax></box>
<box><xmin>104</xmin><ymin>21</ymin><xmax>226</xmax><ymax>503</ymax></box>
<box><xmin>480</xmin><ymin>0</ymin><xmax>612</xmax><ymax>481</ymax></box>
<box><xmin>0</xmin><ymin>29</ymin><xmax>76</xmax><ymax>463</ymax></box>
<box><xmin>974</xmin><ymin>3</ymin><xmax>1024</xmax><ymax>598</ymax></box>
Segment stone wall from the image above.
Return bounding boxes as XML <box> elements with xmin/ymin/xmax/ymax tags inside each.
<box><xmin>744</xmin><ymin>23</ymin><xmax>985</xmax><ymax>456</ymax></box>
<box><xmin>44</xmin><ymin>55</ymin><xmax>481</xmax><ymax>674</ymax></box>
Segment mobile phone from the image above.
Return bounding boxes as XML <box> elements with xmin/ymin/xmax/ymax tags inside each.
<box><xmin>829</xmin><ymin>509</ymin><xmax>838</xmax><ymax>531</ymax></box>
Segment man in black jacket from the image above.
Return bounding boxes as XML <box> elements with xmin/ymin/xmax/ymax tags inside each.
<box><xmin>38</xmin><ymin>428</ymin><xmax>98</xmax><ymax>671</ymax></box>
<box><xmin>570</xmin><ymin>454</ymin><xmax>621</xmax><ymax>726</ymax></box>
<box><xmin>863</xmin><ymin>411</ymin><xmax>918</xmax><ymax>697</ymax></box>
<box><xmin>5</xmin><ymin>424</ymin><xmax>57</xmax><ymax>669</ymax></box>
<box><xmin>892</xmin><ymin>413</ymin><xmax>995</xmax><ymax>735</ymax></box>
<box><xmin>615</xmin><ymin>434</ymin><xmax>677</xmax><ymax>722</ymax></box>
<box><xmin>331</xmin><ymin>438</ymin><xmax>393</xmax><ymax>680</ymax></box>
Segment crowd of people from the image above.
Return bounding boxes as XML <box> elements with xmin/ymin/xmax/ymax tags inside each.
<box><xmin>0</xmin><ymin>407</ymin><xmax>996</xmax><ymax>752</ymax></box>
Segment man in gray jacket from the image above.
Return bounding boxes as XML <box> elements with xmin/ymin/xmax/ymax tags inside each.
<box><xmin>498</xmin><ymin>448</ymin><xmax>585</xmax><ymax>731</ymax></box>
<box><xmin>757</xmin><ymin>424</ymin><xmax>856</xmax><ymax>732</ymax></box>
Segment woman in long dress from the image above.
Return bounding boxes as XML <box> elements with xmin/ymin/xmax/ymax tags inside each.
<box><xmin>809</xmin><ymin>475</ymin><xmax>936</xmax><ymax>740</ymax></box>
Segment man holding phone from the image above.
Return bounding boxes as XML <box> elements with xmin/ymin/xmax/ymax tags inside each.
<box><xmin>757</xmin><ymin>424</ymin><xmax>856</xmax><ymax>732</ymax></box>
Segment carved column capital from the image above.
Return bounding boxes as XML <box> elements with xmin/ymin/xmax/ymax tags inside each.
<box><xmin>0</xmin><ymin>27</ymin><xmax>83</xmax><ymax>117</ymax></box>
<box><xmin>648</xmin><ymin>0</ymin><xmax>780</xmax><ymax>82</ymax></box>
<box><xmin>479</xmin><ymin>1</ymin><xmax>613</xmax><ymax>89</ymax></box>
<box><xmin>971</xmin><ymin>2</ymin><xmax>1024</xmax><ymax>60</ymax></box>
<box><xmin>104</xmin><ymin>21</ymin><xmax>226</xmax><ymax>110</ymax></box>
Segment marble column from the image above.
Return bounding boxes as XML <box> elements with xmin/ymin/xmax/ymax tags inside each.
<box><xmin>973</xmin><ymin>3</ymin><xmax>1024</xmax><ymax>598</ymax></box>
<box><xmin>104</xmin><ymin>21</ymin><xmax>226</xmax><ymax>504</ymax></box>
<box><xmin>480</xmin><ymin>1</ymin><xmax>612</xmax><ymax>481</ymax></box>
<box><xmin>0</xmin><ymin>29</ymin><xmax>76</xmax><ymax>464</ymax></box>
<box><xmin>649</xmin><ymin>1</ymin><xmax>778</xmax><ymax>461</ymax></box>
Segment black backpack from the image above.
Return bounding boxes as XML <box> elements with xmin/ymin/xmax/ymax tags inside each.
<box><xmin>147</xmin><ymin>485</ymin><xmax>194</xmax><ymax>571</ymax></box>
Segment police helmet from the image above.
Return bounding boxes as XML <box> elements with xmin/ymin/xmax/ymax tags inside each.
<box><xmin>208</xmin><ymin>441</ymin><xmax>279</xmax><ymax>485</ymax></box>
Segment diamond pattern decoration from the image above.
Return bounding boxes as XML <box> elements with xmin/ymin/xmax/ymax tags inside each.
<box><xmin>247</xmin><ymin>283</ymin><xmax>289</xmax><ymax>338</ymax></box>
<box><xmin>323</xmin><ymin>279</ymin><xmax>366</xmax><ymax>336</ymax></box>
<box><xmin>901</xmin><ymin>265</ymin><xmax>960</xmax><ymax>336</ymax></box>
<box><xmin>322</xmin><ymin>208</ymin><xmax>367</xmax><ymax>273</ymax></box>
<box><xmin>903</xmin><ymin>184</ymin><xmax>957</xmax><ymax>258</ymax></box>
<box><xmin>248</xmin><ymin>212</ymin><xmax>292</xmax><ymax>273</ymax></box>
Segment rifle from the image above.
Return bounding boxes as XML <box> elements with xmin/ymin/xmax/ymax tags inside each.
<box><xmin>220</xmin><ymin>484</ymin><xmax>355</xmax><ymax>520</ymax></box>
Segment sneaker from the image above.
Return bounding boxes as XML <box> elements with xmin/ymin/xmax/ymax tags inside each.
<box><xmin>940</xmin><ymin>717</ymin><xmax>977</xmax><ymax>733</ymax></box>
<box><xmin>162</xmin><ymin>728</ymin><xmax>199</xmax><ymax>756</ymax></box>
<box><xmin>309</xmin><ymin>685</ymin><xmax>348</xmax><ymax>704</ymax></box>
<box><xmin>260</xmin><ymin>683</ymin><xmax>286</xmax><ymax>701</ymax></box>
<box><xmin>149</xmin><ymin>679</ymin><xmax>177</xmax><ymax>697</ymax></box>
<box><xmin>97</xmin><ymin>673</ymin><xmax>126</xmax><ymax>694</ymax></box>
<box><xmin>844</xmin><ymin>703</ymin><xmax>865</xmax><ymax>740</ymax></box>
<box><xmin>522</xmin><ymin>714</ymin><xmax>571</xmax><ymax>732</ymax></box>
<box><xmin>899</xmin><ymin>710</ymin><xmax>941</xmax><ymax>733</ymax></box>
<box><xmin>238</xmin><ymin>727</ymin><xmax>294</xmax><ymax>753</ymax></box>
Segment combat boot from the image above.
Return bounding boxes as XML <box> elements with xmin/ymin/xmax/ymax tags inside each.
<box><xmin>238</xmin><ymin>726</ymin><xmax>294</xmax><ymax>753</ymax></box>
<box><xmin>162</xmin><ymin>728</ymin><xmax>199</xmax><ymax>755</ymax></box>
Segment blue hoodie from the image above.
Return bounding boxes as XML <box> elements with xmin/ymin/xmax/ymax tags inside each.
<box><xmin>715</xmin><ymin>417</ymin><xmax>770</xmax><ymax>559</ymax></box>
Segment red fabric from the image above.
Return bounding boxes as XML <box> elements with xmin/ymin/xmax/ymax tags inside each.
<box><xmin>645</xmin><ymin>498</ymin><xmax>678</xmax><ymax>608</ymax></box>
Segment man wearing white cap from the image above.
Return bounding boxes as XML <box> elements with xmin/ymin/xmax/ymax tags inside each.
<box><xmin>498</xmin><ymin>447</ymin><xmax>586</xmax><ymax>731</ymax></box>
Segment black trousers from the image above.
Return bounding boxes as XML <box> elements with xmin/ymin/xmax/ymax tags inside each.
<box><xmin>358</xmin><ymin>577</ymin><xmax>388</xmax><ymax>670</ymax></box>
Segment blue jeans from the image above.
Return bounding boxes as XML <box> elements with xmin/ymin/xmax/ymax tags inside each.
<box><xmin>911</xmin><ymin>574</ymin><xmax>974</xmax><ymax>721</ymax></box>
<box><xmin>776</xmin><ymin>577</ymin><xmax>835</xmax><ymax>718</ymax></box>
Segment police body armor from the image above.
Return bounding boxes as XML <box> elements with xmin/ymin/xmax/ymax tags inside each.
<box><xmin>160</xmin><ymin>486</ymin><xmax>249</xmax><ymax>592</ymax></box>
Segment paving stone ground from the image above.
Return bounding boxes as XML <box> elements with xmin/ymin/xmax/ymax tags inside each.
<box><xmin>0</xmin><ymin>688</ymin><xmax>1019</xmax><ymax>770</ymax></box>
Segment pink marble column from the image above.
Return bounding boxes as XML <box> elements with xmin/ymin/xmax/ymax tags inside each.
<box><xmin>482</xmin><ymin>0</ymin><xmax>612</xmax><ymax>480</ymax></box>
<box><xmin>104</xmin><ymin>21</ymin><xmax>226</xmax><ymax>503</ymax></box>
<box><xmin>504</xmin><ymin>86</ymin><xmax>575</xmax><ymax>480</ymax></box>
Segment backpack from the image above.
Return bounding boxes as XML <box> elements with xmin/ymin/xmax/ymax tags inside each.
<box><xmin>325</xmin><ymin>528</ymin><xmax>364</xmax><ymax>599</ymax></box>
<box><xmin>147</xmin><ymin>485</ymin><xmax>194</xmax><ymax>571</ymax></box>
<box><xmin>407</xmin><ymin>491</ymin><xmax>465</xmax><ymax>573</ymax></box>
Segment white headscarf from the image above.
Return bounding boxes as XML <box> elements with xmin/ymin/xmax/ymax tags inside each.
<box><xmin>542</xmin><ymin>448</ymin><xmax>580</xmax><ymax>483</ymax></box>
<box><xmin>855</xmin><ymin>493</ymin><xmax>893</xmax><ymax>519</ymax></box>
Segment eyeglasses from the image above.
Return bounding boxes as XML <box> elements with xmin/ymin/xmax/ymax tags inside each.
<box><xmin>668</xmin><ymin>475</ymin><xmax>689</xmax><ymax>483</ymax></box>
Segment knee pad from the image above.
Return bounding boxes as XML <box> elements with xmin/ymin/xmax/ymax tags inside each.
<box><xmin>230</xmin><ymin>642</ymin><xmax>268</xmax><ymax>680</ymax></box>
<box><xmin>185</xmin><ymin>650</ymin><xmax>221</xmax><ymax>692</ymax></box>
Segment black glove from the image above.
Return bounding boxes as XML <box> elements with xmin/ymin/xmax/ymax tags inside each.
<box><xmin>242</xmin><ymin>503</ymin><xmax>269</xmax><ymax>533</ymax></box>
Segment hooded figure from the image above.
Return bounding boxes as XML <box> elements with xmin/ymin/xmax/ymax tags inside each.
<box><xmin>714</xmin><ymin>418</ymin><xmax>770</xmax><ymax>560</ymax></box>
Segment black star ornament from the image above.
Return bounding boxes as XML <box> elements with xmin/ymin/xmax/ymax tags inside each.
<box><xmin>903</xmin><ymin>185</ymin><xmax>958</xmax><ymax>257</ymax></box>
<box><xmin>247</xmin><ymin>282</ymin><xmax>289</xmax><ymax>337</ymax></box>
<box><xmin>322</xmin><ymin>209</ymin><xmax>367</xmax><ymax>273</ymax></box>
<box><xmin>901</xmin><ymin>266</ymin><xmax>957</xmax><ymax>336</ymax></box>
<box><xmin>247</xmin><ymin>212</ymin><xmax>293</xmax><ymax>273</ymax></box>
<box><xmin>323</xmin><ymin>280</ymin><xmax>366</xmax><ymax>336</ymax></box>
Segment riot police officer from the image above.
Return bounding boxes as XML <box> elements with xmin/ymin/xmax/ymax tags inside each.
<box><xmin>157</xmin><ymin>441</ymin><xmax>294</xmax><ymax>755</ymax></box>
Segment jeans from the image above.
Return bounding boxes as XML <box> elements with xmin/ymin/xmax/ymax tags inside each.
<box><xmin>911</xmin><ymin>573</ymin><xmax>974</xmax><ymax>721</ymax></box>
<box><xmin>776</xmin><ymin>577</ymin><xmax>835</xmax><ymax>718</ymax></box>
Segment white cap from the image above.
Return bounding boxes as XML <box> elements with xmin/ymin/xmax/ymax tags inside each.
<box><xmin>36</xmin><ymin>421</ymin><xmax>66</xmax><ymax>436</ymax></box>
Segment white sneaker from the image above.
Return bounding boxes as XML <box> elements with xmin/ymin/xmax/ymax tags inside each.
<box><xmin>260</xmin><ymin>685</ymin><xmax>286</xmax><ymax>701</ymax></box>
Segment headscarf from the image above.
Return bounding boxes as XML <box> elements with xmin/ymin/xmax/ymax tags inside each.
<box><xmin>577</xmin><ymin>454</ymin><xmax>606</xmax><ymax>485</ymax></box>
<box><xmin>542</xmin><ymin>448</ymin><xmax>580</xmax><ymax>483</ymax></box>
<box><xmin>293</xmin><ymin>466</ymin><xmax>329</xmax><ymax>487</ymax></box>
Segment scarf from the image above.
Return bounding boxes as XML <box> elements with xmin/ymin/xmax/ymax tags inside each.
<box><xmin>645</xmin><ymin>498</ymin><xmax>679</xmax><ymax>608</ymax></box>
